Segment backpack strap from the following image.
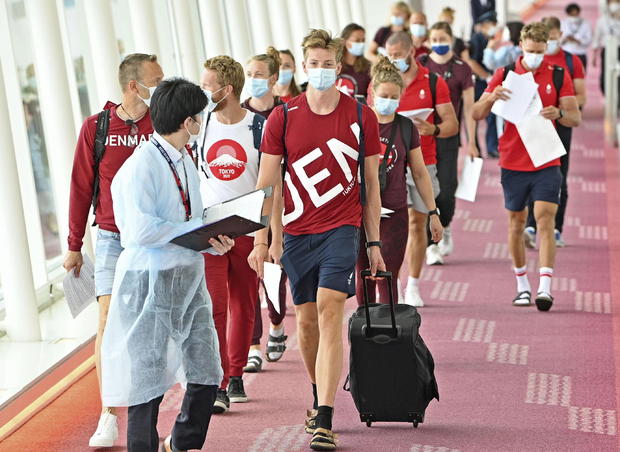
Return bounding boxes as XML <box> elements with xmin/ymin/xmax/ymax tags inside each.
<box><xmin>281</xmin><ymin>103</ymin><xmax>289</xmax><ymax>181</ymax></box>
<box><xmin>251</xmin><ymin>113</ymin><xmax>266</xmax><ymax>163</ymax></box>
<box><xmin>502</xmin><ymin>62</ymin><xmax>516</xmax><ymax>82</ymax></box>
<box><xmin>91</xmin><ymin>109</ymin><xmax>111</xmax><ymax>219</ymax></box>
<box><xmin>397</xmin><ymin>113</ymin><xmax>413</xmax><ymax>163</ymax></box>
<box><xmin>418</xmin><ymin>54</ymin><xmax>430</xmax><ymax>67</ymax></box>
<box><xmin>428</xmin><ymin>71</ymin><xmax>438</xmax><ymax>124</ymax></box>
<box><xmin>564</xmin><ymin>50</ymin><xmax>574</xmax><ymax>78</ymax></box>
<box><xmin>552</xmin><ymin>65</ymin><xmax>565</xmax><ymax>104</ymax></box>
<box><xmin>356</xmin><ymin>101</ymin><xmax>366</xmax><ymax>206</ymax></box>
<box><xmin>378</xmin><ymin>115</ymin><xmax>400</xmax><ymax>193</ymax></box>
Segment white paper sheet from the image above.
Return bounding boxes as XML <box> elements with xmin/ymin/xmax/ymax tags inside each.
<box><xmin>62</xmin><ymin>254</ymin><xmax>96</xmax><ymax>318</ymax></box>
<box><xmin>399</xmin><ymin>108</ymin><xmax>434</xmax><ymax>122</ymax></box>
<box><xmin>203</xmin><ymin>189</ymin><xmax>265</xmax><ymax>224</ymax></box>
<box><xmin>455</xmin><ymin>157</ymin><xmax>484</xmax><ymax>202</ymax></box>
<box><xmin>516</xmin><ymin>113</ymin><xmax>567</xmax><ymax>168</ymax></box>
<box><xmin>263</xmin><ymin>262</ymin><xmax>283</xmax><ymax>315</ymax></box>
<box><xmin>491</xmin><ymin>70</ymin><xmax>539</xmax><ymax>124</ymax></box>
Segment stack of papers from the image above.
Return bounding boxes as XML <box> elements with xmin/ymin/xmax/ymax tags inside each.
<box><xmin>490</xmin><ymin>70</ymin><xmax>566</xmax><ymax>167</ymax></box>
<box><xmin>455</xmin><ymin>157</ymin><xmax>483</xmax><ymax>202</ymax></box>
<box><xmin>399</xmin><ymin>108</ymin><xmax>434</xmax><ymax>122</ymax></box>
<box><xmin>63</xmin><ymin>254</ymin><xmax>96</xmax><ymax>318</ymax></box>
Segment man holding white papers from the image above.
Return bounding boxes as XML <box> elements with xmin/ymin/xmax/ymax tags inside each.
<box><xmin>473</xmin><ymin>22</ymin><xmax>581</xmax><ymax>312</ymax></box>
<box><xmin>385</xmin><ymin>31</ymin><xmax>458</xmax><ymax>307</ymax></box>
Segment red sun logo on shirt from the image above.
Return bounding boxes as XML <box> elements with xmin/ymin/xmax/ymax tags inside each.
<box><xmin>379</xmin><ymin>141</ymin><xmax>397</xmax><ymax>168</ymax></box>
<box><xmin>335</xmin><ymin>75</ymin><xmax>358</xmax><ymax>96</ymax></box>
<box><xmin>206</xmin><ymin>139</ymin><xmax>248</xmax><ymax>181</ymax></box>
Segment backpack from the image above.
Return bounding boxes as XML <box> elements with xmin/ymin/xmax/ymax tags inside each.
<box><xmin>198</xmin><ymin>111</ymin><xmax>265</xmax><ymax>177</ymax></box>
<box><xmin>564</xmin><ymin>50</ymin><xmax>575</xmax><ymax>78</ymax></box>
<box><xmin>417</xmin><ymin>56</ymin><xmax>441</xmax><ymax>126</ymax></box>
<box><xmin>91</xmin><ymin>109</ymin><xmax>111</xmax><ymax>221</ymax></box>
<box><xmin>378</xmin><ymin>114</ymin><xmax>413</xmax><ymax>193</ymax></box>
<box><xmin>501</xmin><ymin>62</ymin><xmax>565</xmax><ymax>103</ymax></box>
<box><xmin>281</xmin><ymin>100</ymin><xmax>367</xmax><ymax>205</ymax></box>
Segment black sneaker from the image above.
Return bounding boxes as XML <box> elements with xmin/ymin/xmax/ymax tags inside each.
<box><xmin>213</xmin><ymin>388</ymin><xmax>229</xmax><ymax>414</ymax></box>
<box><xmin>227</xmin><ymin>376</ymin><xmax>248</xmax><ymax>403</ymax></box>
<box><xmin>535</xmin><ymin>292</ymin><xmax>554</xmax><ymax>312</ymax></box>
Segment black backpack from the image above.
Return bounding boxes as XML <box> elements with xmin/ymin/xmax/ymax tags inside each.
<box><xmin>91</xmin><ymin>109</ymin><xmax>111</xmax><ymax>221</ymax></box>
<box><xmin>378</xmin><ymin>114</ymin><xmax>414</xmax><ymax>193</ymax></box>
<box><xmin>501</xmin><ymin>62</ymin><xmax>565</xmax><ymax>102</ymax></box>
<box><xmin>281</xmin><ymin>100</ymin><xmax>367</xmax><ymax>205</ymax></box>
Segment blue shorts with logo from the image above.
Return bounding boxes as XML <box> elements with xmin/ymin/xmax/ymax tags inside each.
<box><xmin>500</xmin><ymin>166</ymin><xmax>562</xmax><ymax>212</ymax></box>
<box><xmin>94</xmin><ymin>229</ymin><xmax>123</xmax><ymax>297</ymax></box>
<box><xmin>280</xmin><ymin>225</ymin><xmax>360</xmax><ymax>305</ymax></box>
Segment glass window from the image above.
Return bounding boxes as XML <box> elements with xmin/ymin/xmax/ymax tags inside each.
<box><xmin>6</xmin><ymin>0</ymin><xmax>62</xmax><ymax>261</ymax></box>
<box><xmin>63</xmin><ymin>0</ymin><xmax>92</xmax><ymax>119</ymax></box>
<box><xmin>110</xmin><ymin>0</ymin><xmax>135</xmax><ymax>60</ymax></box>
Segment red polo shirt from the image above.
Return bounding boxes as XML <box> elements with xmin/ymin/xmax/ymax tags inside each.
<box><xmin>485</xmin><ymin>56</ymin><xmax>575</xmax><ymax>172</ymax></box>
<box><xmin>544</xmin><ymin>49</ymin><xmax>585</xmax><ymax>80</ymax></box>
<box><xmin>396</xmin><ymin>62</ymin><xmax>451</xmax><ymax>165</ymax></box>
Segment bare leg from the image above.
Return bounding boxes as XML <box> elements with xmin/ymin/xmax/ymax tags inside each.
<box><xmin>507</xmin><ymin>209</ymin><xmax>528</xmax><ymax>268</ymax></box>
<box><xmin>295</xmin><ymin>303</ymin><xmax>319</xmax><ymax>384</ymax></box>
<box><xmin>95</xmin><ymin>295</ymin><xmax>116</xmax><ymax>416</ymax></box>
<box><xmin>534</xmin><ymin>201</ymin><xmax>558</xmax><ymax>268</ymax></box>
<box><xmin>407</xmin><ymin>210</ymin><xmax>429</xmax><ymax>278</ymax></box>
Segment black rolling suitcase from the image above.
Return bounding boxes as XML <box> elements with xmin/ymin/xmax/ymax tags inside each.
<box><xmin>345</xmin><ymin>270</ymin><xmax>439</xmax><ymax>428</ymax></box>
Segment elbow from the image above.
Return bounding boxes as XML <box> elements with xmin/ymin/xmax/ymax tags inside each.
<box><xmin>472</xmin><ymin>106</ymin><xmax>484</xmax><ymax>121</ymax></box>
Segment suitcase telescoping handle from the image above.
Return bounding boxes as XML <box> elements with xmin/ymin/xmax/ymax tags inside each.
<box><xmin>360</xmin><ymin>270</ymin><xmax>398</xmax><ymax>338</ymax></box>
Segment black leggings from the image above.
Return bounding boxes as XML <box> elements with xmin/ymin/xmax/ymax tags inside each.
<box><xmin>427</xmin><ymin>134</ymin><xmax>459</xmax><ymax>243</ymax></box>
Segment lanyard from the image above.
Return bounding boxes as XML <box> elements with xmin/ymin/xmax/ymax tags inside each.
<box><xmin>152</xmin><ymin>138</ymin><xmax>192</xmax><ymax>221</ymax></box>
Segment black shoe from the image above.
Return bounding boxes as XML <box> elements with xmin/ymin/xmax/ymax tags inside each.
<box><xmin>213</xmin><ymin>388</ymin><xmax>230</xmax><ymax>414</ymax></box>
<box><xmin>228</xmin><ymin>376</ymin><xmax>248</xmax><ymax>403</ymax></box>
<box><xmin>310</xmin><ymin>428</ymin><xmax>338</xmax><ymax>451</ymax></box>
<box><xmin>512</xmin><ymin>290</ymin><xmax>532</xmax><ymax>306</ymax></box>
<box><xmin>243</xmin><ymin>354</ymin><xmax>263</xmax><ymax>373</ymax></box>
<box><xmin>535</xmin><ymin>292</ymin><xmax>554</xmax><ymax>312</ymax></box>
<box><xmin>265</xmin><ymin>333</ymin><xmax>288</xmax><ymax>362</ymax></box>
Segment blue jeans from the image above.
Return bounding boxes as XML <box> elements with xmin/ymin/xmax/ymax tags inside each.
<box><xmin>94</xmin><ymin>229</ymin><xmax>123</xmax><ymax>297</ymax></box>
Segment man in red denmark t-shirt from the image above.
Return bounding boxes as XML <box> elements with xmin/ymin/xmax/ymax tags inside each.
<box><xmin>473</xmin><ymin>22</ymin><xmax>581</xmax><ymax>312</ymax></box>
<box><xmin>248</xmin><ymin>29</ymin><xmax>385</xmax><ymax>450</ymax></box>
<box><xmin>63</xmin><ymin>54</ymin><xmax>163</xmax><ymax>448</ymax></box>
<box><xmin>384</xmin><ymin>31</ymin><xmax>458</xmax><ymax>308</ymax></box>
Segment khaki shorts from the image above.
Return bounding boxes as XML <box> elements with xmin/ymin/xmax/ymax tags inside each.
<box><xmin>406</xmin><ymin>164</ymin><xmax>441</xmax><ymax>214</ymax></box>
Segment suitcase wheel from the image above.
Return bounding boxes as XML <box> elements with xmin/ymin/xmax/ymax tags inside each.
<box><xmin>366</xmin><ymin>420</ymin><xmax>372</xmax><ymax>427</ymax></box>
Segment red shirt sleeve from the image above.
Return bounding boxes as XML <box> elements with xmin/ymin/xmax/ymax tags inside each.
<box><xmin>67</xmin><ymin>117</ymin><xmax>96</xmax><ymax>251</ymax></box>
<box><xmin>572</xmin><ymin>55</ymin><xmax>585</xmax><ymax>80</ymax></box>
<box><xmin>362</xmin><ymin>104</ymin><xmax>381</xmax><ymax>157</ymax></box>
<box><xmin>485</xmin><ymin>67</ymin><xmax>505</xmax><ymax>94</ymax></box>
<box><xmin>560</xmin><ymin>69</ymin><xmax>576</xmax><ymax>98</ymax></box>
<box><xmin>435</xmin><ymin>75</ymin><xmax>451</xmax><ymax>105</ymax></box>
<box><xmin>260</xmin><ymin>105</ymin><xmax>285</xmax><ymax>155</ymax></box>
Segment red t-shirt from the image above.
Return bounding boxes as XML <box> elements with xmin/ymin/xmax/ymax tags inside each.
<box><xmin>379</xmin><ymin>116</ymin><xmax>421</xmax><ymax>210</ymax></box>
<box><xmin>544</xmin><ymin>49</ymin><xmax>585</xmax><ymax>80</ymax></box>
<box><xmin>415</xmin><ymin>46</ymin><xmax>430</xmax><ymax>57</ymax></box>
<box><xmin>396</xmin><ymin>62</ymin><xmax>452</xmax><ymax>165</ymax></box>
<box><xmin>68</xmin><ymin>103</ymin><xmax>153</xmax><ymax>251</ymax></box>
<box><xmin>485</xmin><ymin>56</ymin><xmax>575</xmax><ymax>172</ymax></box>
<box><xmin>280</xmin><ymin>94</ymin><xmax>294</xmax><ymax>103</ymax></box>
<box><xmin>261</xmin><ymin>92</ymin><xmax>382</xmax><ymax>235</ymax></box>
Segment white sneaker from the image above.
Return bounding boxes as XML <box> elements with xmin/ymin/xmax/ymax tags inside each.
<box><xmin>523</xmin><ymin>227</ymin><xmax>536</xmax><ymax>249</ymax></box>
<box><xmin>438</xmin><ymin>227</ymin><xmax>453</xmax><ymax>256</ymax></box>
<box><xmin>555</xmin><ymin>229</ymin><xmax>566</xmax><ymax>248</ymax></box>
<box><xmin>425</xmin><ymin>244</ymin><xmax>444</xmax><ymax>266</ymax></box>
<box><xmin>404</xmin><ymin>284</ymin><xmax>424</xmax><ymax>307</ymax></box>
<box><xmin>89</xmin><ymin>411</ymin><xmax>118</xmax><ymax>448</ymax></box>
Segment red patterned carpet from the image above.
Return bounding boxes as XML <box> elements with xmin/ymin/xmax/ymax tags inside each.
<box><xmin>3</xmin><ymin>1</ymin><xmax>619</xmax><ymax>450</ymax></box>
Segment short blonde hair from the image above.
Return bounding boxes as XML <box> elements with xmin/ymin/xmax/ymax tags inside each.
<box><xmin>204</xmin><ymin>55</ymin><xmax>245</xmax><ymax>99</ymax></box>
<box><xmin>249</xmin><ymin>46</ymin><xmax>281</xmax><ymax>76</ymax></box>
<box><xmin>302</xmin><ymin>29</ymin><xmax>344</xmax><ymax>62</ymax></box>
<box><xmin>119</xmin><ymin>53</ymin><xmax>158</xmax><ymax>91</ymax></box>
<box><xmin>520</xmin><ymin>22</ymin><xmax>549</xmax><ymax>43</ymax></box>
<box><xmin>393</xmin><ymin>1</ymin><xmax>412</xmax><ymax>21</ymax></box>
<box><xmin>371</xmin><ymin>56</ymin><xmax>404</xmax><ymax>91</ymax></box>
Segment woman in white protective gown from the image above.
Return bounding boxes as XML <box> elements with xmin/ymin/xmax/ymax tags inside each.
<box><xmin>101</xmin><ymin>78</ymin><xmax>235</xmax><ymax>452</ymax></box>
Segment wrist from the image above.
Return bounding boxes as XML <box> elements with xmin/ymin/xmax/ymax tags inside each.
<box><xmin>366</xmin><ymin>241</ymin><xmax>382</xmax><ymax>249</ymax></box>
<box><xmin>433</xmin><ymin>124</ymin><xmax>440</xmax><ymax>137</ymax></box>
<box><xmin>558</xmin><ymin>108</ymin><xmax>564</xmax><ymax>120</ymax></box>
<box><xmin>253</xmin><ymin>242</ymin><xmax>268</xmax><ymax>249</ymax></box>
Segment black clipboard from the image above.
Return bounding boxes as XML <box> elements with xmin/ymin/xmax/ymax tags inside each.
<box><xmin>171</xmin><ymin>215</ymin><xmax>269</xmax><ymax>251</ymax></box>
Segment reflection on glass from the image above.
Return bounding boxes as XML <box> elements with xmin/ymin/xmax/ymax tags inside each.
<box><xmin>63</xmin><ymin>0</ymin><xmax>91</xmax><ymax>119</ymax></box>
<box><xmin>7</xmin><ymin>0</ymin><xmax>62</xmax><ymax>260</ymax></box>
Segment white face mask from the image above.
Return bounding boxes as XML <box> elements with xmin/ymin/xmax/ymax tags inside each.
<box><xmin>610</xmin><ymin>2</ymin><xmax>620</xmax><ymax>14</ymax></box>
<box><xmin>546</xmin><ymin>40</ymin><xmax>560</xmax><ymax>55</ymax></box>
<box><xmin>186</xmin><ymin>118</ymin><xmax>200</xmax><ymax>145</ymax></box>
<box><xmin>487</xmin><ymin>25</ymin><xmax>499</xmax><ymax>38</ymax></box>
<box><xmin>523</xmin><ymin>51</ymin><xmax>544</xmax><ymax>69</ymax></box>
<box><xmin>137</xmin><ymin>82</ymin><xmax>157</xmax><ymax>107</ymax></box>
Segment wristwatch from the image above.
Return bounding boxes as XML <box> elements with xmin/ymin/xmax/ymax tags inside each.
<box><xmin>428</xmin><ymin>208</ymin><xmax>440</xmax><ymax>217</ymax></box>
<box><xmin>366</xmin><ymin>241</ymin><xmax>382</xmax><ymax>249</ymax></box>
<box><xmin>558</xmin><ymin>109</ymin><xmax>564</xmax><ymax>119</ymax></box>
<box><xmin>433</xmin><ymin>125</ymin><xmax>440</xmax><ymax>136</ymax></box>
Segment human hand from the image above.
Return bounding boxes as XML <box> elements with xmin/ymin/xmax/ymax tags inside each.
<box><xmin>247</xmin><ymin>243</ymin><xmax>269</xmax><ymax>278</ymax></box>
<box><xmin>63</xmin><ymin>251</ymin><xmax>83</xmax><ymax>277</ymax></box>
<box><xmin>540</xmin><ymin>106</ymin><xmax>561</xmax><ymax>120</ymax></box>
<box><xmin>413</xmin><ymin>118</ymin><xmax>437</xmax><ymax>136</ymax></box>
<box><xmin>269</xmin><ymin>240</ymin><xmax>283</xmax><ymax>265</ymax></box>
<box><xmin>367</xmin><ymin>246</ymin><xmax>387</xmax><ymax>278</ymax></box>
<box><xmin>209</xmin><ymin>235</ymin><xmax>235</xmax><ymax>255</ymax></box>
<box><xmin>429</xmin><ymin>215</ymin><xmax>443</xmax><ymax>243</ymax></box>
<box><xmin>490</xmin><ymin>85</ymin><xmax>511</xmax><ymax>103</ymax></box>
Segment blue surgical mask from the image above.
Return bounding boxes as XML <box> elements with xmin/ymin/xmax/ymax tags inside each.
<box><xmin>374</xmin><ymin>96</ymin><xmax>400</xmax><ymax>116</ymax></box>
<box><xmin>348</xmin><ymin>42</ymin><xmax>365</xmax><ymax>57</ymax></box>
<box><xmin>391</xmin><ymin>15</ymin><xmax>404</xmax><ymax>26</ymax></box>
<box><xmin>203</xmin><ymin>86</ymin><xmax>227</xmax><ymax>113</ymax></box>
<box><xmin>410</xmin><ymin>24</ymin><xmax>427</xmax><ymax>38</ymax></box>
<box><xmin>391</xmin><ymin>58</ymin><xmax>410</xmax><ymax>73</ymax></box>
<box><xmin>522</xmin><ymin>51</ymin><xmax>544</xmax><ymax>70</ymax></box>
<box><xmin>432</xmin><ymin>44</ymin><xmax>451</xmax><ymax>55</ymax></box>
<box><xmin>277</xmin><ymin>69</ymin><xmax>294</xmax><ymax>85</ymax></box>
<box><xmin>249</xmin><ymin>77</ymin><xmax>270</xmax><ymax>98</ymax></box>
<box><xmin>307</xmin><ymin>68</ymin><xmax>337</xmax><ymax>91</ymax></box>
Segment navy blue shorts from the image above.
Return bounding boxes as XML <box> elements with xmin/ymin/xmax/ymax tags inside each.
<box><xmin>280</xmin><ymin>225</ymin><xmax>360</xmax><ymax>305</ymax></box>
<box><xmin>501</xmin><ymin>166</ymin><xmax>562</xmax><ymax>212</ymax></box>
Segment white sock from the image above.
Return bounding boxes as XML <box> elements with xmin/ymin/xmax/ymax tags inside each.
<box><xmin>407</xmin><ymin>276</ymin><xmax>419</xmax><ymax>289</ymax></box>
<box><xmin>249</xmin><ymin>348</ymin><xmax>262</xmax><ymax>358</ymax></box>
<box><xmin>538</xmin><ymin>267</ymin><xmax>553</xmax><ymax>295</ymax></box>
<box><xmin>514</xmin><ymin>266</ymin><xmax>531</xmax><ymax>293</ymax></box>
<box><xmin>269</xmin><ymin>325</ymin><xmax>284</xmax><ymax>337</ymax></box>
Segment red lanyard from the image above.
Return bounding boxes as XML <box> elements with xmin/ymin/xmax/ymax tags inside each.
<box><xmin>152</xmin><ymin>138</ymin><xmax>192</xmax><ymax>221</ymax></box>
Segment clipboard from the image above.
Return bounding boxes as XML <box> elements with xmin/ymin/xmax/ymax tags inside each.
<box><xmin>171</xmin><ymin>215</ymin><xmax>269</xmax><ymax>251</ymax></box>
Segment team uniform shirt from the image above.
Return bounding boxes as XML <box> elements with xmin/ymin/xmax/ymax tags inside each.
<box><xmin>261</xmin><ymin>92</ymin><xmax>381</xmax><ymax>236</ymax></box>
<box><xmin>414</xmin><ymin>45</ymin><xmax>430</xmax><ymax>57</ymax></box>
<box><xmin>336</xmin><ymin>63</ymin><xmax>371</xmax><ymax>97</ymax></box>
<box><xmin>485</xmin><ymin>56</ymin><xmax>576</xmax><ymax>172</ymax></box>
<box><xmin>280</xmin><ymin>94</ymin><xmax>294</xmax><ymax>103</ymax></box>
<box><xmin>373</xmin><ymin>26</ymin><xmax>395</xmax><ymax>52</ymax></box>
<box><xmin>544</xmin><ymin>49</ymin><xmax>586</xmax><ymax>80</ymax></box>
<box><xmin>197</xmin><ymin>109</ymin><xmax>260</xmax><ymax>208</ymax></box>
<box><xmin>379</xmin><ymin>117</ymin><xmax>421</xmax><ymax>211</ymax></box>
<box><xmin>241</xmin><ymin>97</ymin><xmax>283</xmax><ymax>119</ymax></box>
<box><xmin>68</xmin><ymin>102</ymin><xmax>153</xmax><ymax>251</ymax></box>
<box><xmin>396</xmin><ymin>62</ymin><xmax>452</xmax><ymax>165</ymax></box>
<box><xmin>418</xmin><ymin>55</ymin><xmax>473</xmax><ymax>120</ymax></box>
